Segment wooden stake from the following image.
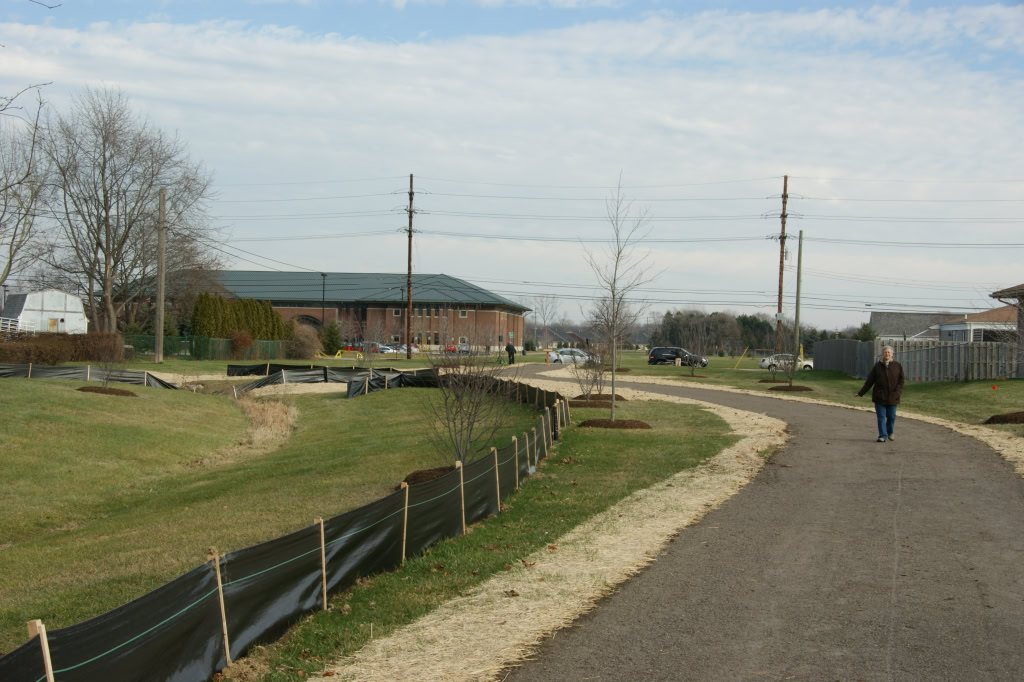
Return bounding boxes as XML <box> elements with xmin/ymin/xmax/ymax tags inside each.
<box><xmin>513</xmin><ymin>437</ymin><xmax>519</xmax><ymax>489</ymax></box>
<box><xmin>208</xmin><ymin>548</ymin><xmax>232</xmax><ymax>666</ymax></box>
<box><xmin>385</xmin><ymin>373</ymin><xmax>389</xmax><ymax>390</ymax></box>
<box><xmin>281</xmin><ymin>370</ymin><xmax>287</xmax><ymax>385</ymax></box>
<box><xmin>86</xmin><ymin>365</ymin><xmax>90</xmax><ymax>381</ymax></box>
<box><xmin>265</xmin><ymin>361</ymin><xmax>270</xmax><ymax>376</ymax></box>
<box><xmin>27</xmin><ymin>362</ymin><xmax>32</xmax><ymax>378</ymax></box>
<box><xmin>364</xmin><ymin>376</ymin><xmax>369</xmax><ymax>395</ymax></box>
<box><xmin>531</xmin><ymin>427</ymin><xmax>538</xmax><ymax>468</ymax></box>
<box><xmin>143</xmin><ymin>370</ymin><xmax>148</xmax><ymax>387</ymax></box>
<box><xmin>317</xmin><ymin>518</ymin><xmax>327</xmax><ymax>611</ymax></box>
<box><xmin>456</xmin><ymin>461</ymin><xmax>466</xmax><ymax>535</ymax></box>
<box><xmin>26</xmin><ymin>620</ymin><xmax>55</xmax><ymax>682</ymax></box>
<box><xmin>492</xmin><ymin>447</ymin><xmax>501</xmax><ymax>509</ymax></box>
<box><xmin>400</xmin><ymin>482</ymin><xmax>409</xmax><ymax>565</ymax></box>
<box><xmin>535</xmin><ymin>386</ymin><xmax>540</xmax><ymax>407</ymax></box>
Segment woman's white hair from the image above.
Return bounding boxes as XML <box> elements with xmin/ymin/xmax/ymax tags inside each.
<box><xmin>882</xmin><ymin>345</ymin><xmax>894</xmax><ymax>355</ymax></box>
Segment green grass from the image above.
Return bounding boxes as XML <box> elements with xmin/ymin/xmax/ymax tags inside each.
<box><xmin>605</xmin><ymin>350</ymin><xmax>1024</xmax><ymax>436</ymax></box>
<box><xmin>237</xmin><ymin>400</ymin><xmax>736</xmax><ymax>681</ymax></box>
<box><xmin>0</xmin><ymin>381</ymin><xmax>540</xmax><ymax>654</ymax></box>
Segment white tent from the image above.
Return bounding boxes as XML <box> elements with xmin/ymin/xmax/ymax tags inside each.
<box><xmin>0</xmin><ymin>289</ymin><xmax>89</xmax><ymax>334</ymax></box>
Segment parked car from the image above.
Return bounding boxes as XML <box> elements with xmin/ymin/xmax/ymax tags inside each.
<box><xmin>379</xmin><ymin>344</ymin><xmax>400</xmax><ymax>354</ymax></box>
<box><xmin>547</xmin><ymin>348</ymin><xmax>600</xmax><ymax>364</ymax></box>
<box><xmin>759</xmin><ymin>353</ymin><xmax>813</xmax><ymax>371</ymax></box>
<box><xmin>648</xmin><ymin>346</ymin><xmax>708</xmax><ymax>367</ymax></box>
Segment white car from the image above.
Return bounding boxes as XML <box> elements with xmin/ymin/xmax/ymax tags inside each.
<box><xmin>759</xmin><ymin>353</ymin><xmax>813</xmax><ymax>371</ymax></box>
<box><xmin>547</xmin><ymin>348</ymin><xmax>600</xmax><ymax>364</ymax></box>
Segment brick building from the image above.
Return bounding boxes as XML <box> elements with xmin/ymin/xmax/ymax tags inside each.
<box><xmin>213</xmin><ymin>271</ymin><xmax>529</xmax><ymax>350</ymax></box>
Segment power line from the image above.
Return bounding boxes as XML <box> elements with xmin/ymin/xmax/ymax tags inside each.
<box><xmin>213</xmin><ymin>191</ymin><xmax>404</xmax><ymax>204</ymax></box>
<box><xmin>415</xmin><ymin>175</ymin><xmax>782</xmax><ymax>189</ymax></box>
<box><xmin>213</xmin><ymin>175</ymin><xmax>407</xmax><ymax>188</ymax></box>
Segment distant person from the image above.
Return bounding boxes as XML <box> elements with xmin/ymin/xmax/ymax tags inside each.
<box><xmin>855</xmin><ymin>345</ymin><xmax>905</xmax><ymax>442</ymax></box>
<box><xmin>505</xmin><ymin>342</ymin><xmax>516</xmax><ymax>365</ymax></box>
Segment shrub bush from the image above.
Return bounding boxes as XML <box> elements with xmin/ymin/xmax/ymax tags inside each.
<box><xmin>523</xmin><ymin>340</ymin><xmax>536</xmax><ymax>352</ymax></box>
<box><xmin>321</xmin><ymin>322</ymin><xmax>341</xmax><ymax>355</ymax></box>
<box><xmin>230</xmin><ymin>330</ymin><xmax>254</xmax><ymax>359</ymax></box>
<box><xmin>287</xmin><ymin>324</ymin><xmax>322</xmax><ymax>359</ymax></box>
<box><xmin>0</xmin><ymin>333</ymin><xmax>124</xmax><ymax>365</ymax></box>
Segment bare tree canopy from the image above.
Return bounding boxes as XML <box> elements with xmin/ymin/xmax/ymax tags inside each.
<box><xmin>582</xmin><ymin>176</ymin><xmax>658</xmax><ymax>420</ymax></box>
<box><xmin>0</xmin><ymin>93</ymin><xmax>47</xmax><ymax>289</ymax></box>
<box><xmin>43</xmin><ymin>86</ymin><xmax>214</xmax><ymax>332</ymax></box>
<box><xmin>529</xmin><ymin>295</ymin><xmax>558</xmax><ymax>348</ymax></box>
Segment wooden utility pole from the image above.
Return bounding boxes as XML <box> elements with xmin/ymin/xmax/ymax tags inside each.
<box><xmin>793</xmin><ymin>230</ymin><xmax>803</xmax><ymax>362</ymax></box>
<box><xmin>406</xmin><ymin>174</ymin><xmax>413</xmax><ymax>359</ymax></box>
<box><xmin>155</xmin><ymin>187</ymin><xmax>166</xmax><ymax>363</ymax></box>
<box><xmin>776</xmin><ymin>175</ymin><xmax>788</xmax><ymax>352</ymax></box>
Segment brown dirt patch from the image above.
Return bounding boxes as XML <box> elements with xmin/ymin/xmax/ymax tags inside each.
<box><xmin>680</xmin><ymin>374</ymin><xmax>708</xmax><ymax>379</ymax></box>
<box><xmin>758</xmin><ymin>378</ymin><xmax>789</xmax><ymax>383</ymax></box>
<box><xmin>572</xmin><ymin>394</ymin><xmax>628</xmax><ymax>401</ymax></box>
<box><xmin>579</xmin><ymin>419</ymin><xmax>652</xmax><ymax>429</ymax></box>
<box><xmin>77</xmin><ymin>385</ymin><xmax>138</xmax><ymax>397</ymax></box>
<box><xmin>984</xmin><ymin>411</ymin><xmax>1024</xmax><ymax>425</ymax></box>
<box><xmin>398</xmin><ymin>465</ymin><xmax>456</xmax><ymax>489</ymax></box>
<box><xmin>768</xmin><ymin>385</ymin><xmax>813</xmax><ymax>392</ymax></box>
<box><xmin>604</xmin><ymin>367</ymin><xmax>631</xmax><ymax>373</ymax></box>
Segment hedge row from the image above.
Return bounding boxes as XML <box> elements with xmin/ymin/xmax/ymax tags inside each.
<box><xmin>191</xmin><ymin>294</ymin><xmax>288</xmax><ymax>341</ymax></box>
<box><xmin>0</xmin><ymin>333</ymin><xmax>124</xmax><ymax>365</ymax></box>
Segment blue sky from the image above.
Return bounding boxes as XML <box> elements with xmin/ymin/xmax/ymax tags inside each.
<box><xmin>2</xmin><ymin>1</ymin><xmax>1023</xmax><ymax>328</ymax></box>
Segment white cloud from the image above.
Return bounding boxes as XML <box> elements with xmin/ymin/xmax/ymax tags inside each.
<box><xmin>1</xmin><ymin>6</ymin><xmax>1022</xmax><ymax>327</ymax></box>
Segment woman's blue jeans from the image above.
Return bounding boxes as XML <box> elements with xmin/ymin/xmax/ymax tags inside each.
<box><xmin>874</xmin><ymin>403</ymin><xmax>897</xmax><ymax>440</ymax></box>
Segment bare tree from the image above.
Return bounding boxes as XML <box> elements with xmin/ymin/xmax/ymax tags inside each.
<box><xmin>0</xmin><ymin>93</ymin><xmax>47</xmax><ymax>288</ymax></box>
<box><xmin>42</xmin><ymin>86</ymin><xmax>213</xmax><ymax>332</ymax></box>
<box><xmin>422</xmin><ymin>334</ymin><xmax>522</xmax><ymax>465</ymax></box>
<box><xmin>683</xmin><ymin>313</ymin><xmax>711</xmax><ymax>377</ymax></box>
<box><xmin>530</xmin><ymin>295</ymin><xmax>558</xmax><ymax>348</ymax></box>
<box><xmin>358</xmin><ymin>317</ymin><xmax>389</xmax><ymax>369</ymax></box>
<box><xmin>567</xmin><ymin>350</ymin><xmax>606</xmax><ymax>400</ymax></box>
<box><xmin>582</xmin><ymin>177</ymin><xmax>658</xmax><ymax>420</ymax></box>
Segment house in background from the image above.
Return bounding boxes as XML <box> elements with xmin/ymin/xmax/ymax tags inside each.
<box><xmin>869</xmin><ymin>311</ymin><xmax>961</xmax><ymax>341</ymax></box>
<box><xmin>933</xmin><ymin>305</ymin><xmax>1017</xmax><ymax>342</ymax></box>
<box><xmin>0</xmin><ymin>289</ymin><xmax>89</xmax><ymax>334</ymax></box>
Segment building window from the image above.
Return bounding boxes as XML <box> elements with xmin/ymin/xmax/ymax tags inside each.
<box><xmin>433</xmin><ymin>307</ymin><xmax>440</xmax><ymax>318</ymax></box>
<box><xmin>498</xmin><ymin>334</ymin><xmax>503</xmax><ymax>343</ymax></box>
<box><xmin>393</xmin><ymin>309</ymin><xmax>401</xmax><ymax>317</ymax></box>
<box><xmin>434</xmin><ymin>332</ymin><xmax>440</xmax><ymax>345</ymax></box>
<box><xmin>459</xmin><ymin>310</ymin><xmax>468</xmax><ymax>318</ymax></box>
<box><xmin>459</xmin><ymin>336</ymin><xmax>468</xmax><ymax>344</ymax></box>
<box><xmin>392</xmin><ymin>335</ymin><xmax>401</xmax><ymax>343</ymax></box>
<box><xmin>416</xmin><ymin>307</ymin><xmax>422</xmax><ymax>317</ymax></box>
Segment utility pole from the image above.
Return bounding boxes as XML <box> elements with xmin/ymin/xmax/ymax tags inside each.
<box><xmin>776</xmin><ymin>174</ymin><xmax>788</xmax><ymax>352</ymax></box>
<box><xmin>792</xmin><ymin>230</ymin><xmax>803</xmax><ymax>363</ymax></box>
<box><xmin>155</xmin><ymin>188</ymin><xmax>166</xmax><ymax>363</ymax></box>
<box><xmin>406</xmin><ymin>173</ymin><xmax>414</xmax><ymax>359</ymax></box>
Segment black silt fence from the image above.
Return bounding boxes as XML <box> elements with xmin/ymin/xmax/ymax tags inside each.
<box><xmin>0</xmin><ymin>363</ymin><xmax>178</xmax><ymax>389</ymax></box>
<box><xmin>3</xmin><ymin>380</ymin><xmax>567</xmax><ymax>681</ymax></box>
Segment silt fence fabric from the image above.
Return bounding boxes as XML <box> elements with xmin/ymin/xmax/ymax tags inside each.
<box><xmin>405</xmin><ymin>469</ymin><xmax>465</xmax><ymax>553</ymax></box>
<box><xmin>38</xmin><ymin>563</ymin><xmax>224</xmax><ymax>682</ymax></box>
<box><xmin>322</xmin><ymin>490</ymin><xmax>406</xmax><ymax>593</ymax></box>
<box><xmin>462</xmin><ymin>455</ymin><xmax>499</xmax><ymax>524</ymax></box>
<box><xmin>0</xmin><ymin>636</ymin><xmax>44</xmax><ymax>682</ymax></box>
<box><xmin>221</xmin><ymin>524</ymin><xmax>325</xmax><ymax>662</ymax></box>
<box><xmin>0</xmin><ymin>364</ymin><xmax>178</xmax><ymax>389</ymax></box>
<box><xmin>497</xmin><ymin>443</ymin><xmax>519</xmax><ymax>501</ymax></box>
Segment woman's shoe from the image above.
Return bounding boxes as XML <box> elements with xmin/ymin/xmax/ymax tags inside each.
<box><xmin>876</xmin><ymin>437</ymin><xmax>886</xmax><ymax>443</ymax></box>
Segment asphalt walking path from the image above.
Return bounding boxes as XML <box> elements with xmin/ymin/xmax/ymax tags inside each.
<box><xmin>506</xmin><ymin>368</ymin><xmax>1024</xmax><ymax>681</ymax></box>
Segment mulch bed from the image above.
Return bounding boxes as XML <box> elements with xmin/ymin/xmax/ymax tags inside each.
<box><xmin>679</xmin><ymin>374</ymin><xmax>707</xmax><ymax>379</ymax></box>
<box><xmin>572</xmin><ymin>394</ymin><xmax>628</xmax><ymax>401</ymax></box>
<box><xmin>77</xmin><ymin>386</ymin><xmax>138</xmax><ymax>397</ymax></box>
<box><xmin>397</xmin><ymin>465</ymin><xmax>455</xmax><ymax>489</ymax></box>
<box><xmin>983</xmin><ymin>411</ymin><xmax>1024</xmax><ymax>425</ymax></box>
<box><xmin>579</xmin><ymin>419</ymin><xmax>652</xmax><ymax>429</ymax></box>
<box><xmin>768</xmin><ymin>385</ymin><xmax>813</xmax><ymax>392</ymax></box>
<box><xmin>759</xmin><ymin>379</ymin><xmax>789</xmax><ymax>383</ymax></box>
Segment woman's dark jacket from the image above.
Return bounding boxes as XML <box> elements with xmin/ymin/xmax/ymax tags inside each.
<box><xmin>858</xmin><ymin>360</ymin><xmax>905</xmax><ymax>405</ymax></box>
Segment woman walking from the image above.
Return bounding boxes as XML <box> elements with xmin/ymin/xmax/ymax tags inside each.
<box><xmin>855</xmin><ymin>345</ymin><xmax>905</xmax><ymax>443</ymax></box>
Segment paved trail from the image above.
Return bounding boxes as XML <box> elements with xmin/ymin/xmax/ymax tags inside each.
<box><xmin>506</xmin><ymin>370</ymin><xmax>1024</xmax><ymax>681</ymax></box>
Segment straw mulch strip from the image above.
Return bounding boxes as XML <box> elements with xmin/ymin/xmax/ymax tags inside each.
<box><xmin>315</xmin><ymin>386</ymin><xmax>788</xmax><ymax>682</ymax></box>
<box><xmin>579</xmin><ymin>419</ymin><xmax>651</xmax><ymax>429</ymax></box>
<box><xmin>77</xmin><ymin>386</ymin><xmax>137</xmax><ymax>397</ymax></box>
<box><xmin>768</xmin><ymin>385</ymin><xmax>813</xmax><ymax>392</ymax></box>
<box><xmin>984</xmin><ymin>411</ymin><xmax>1024</xmax><ymax>425</ymax></box>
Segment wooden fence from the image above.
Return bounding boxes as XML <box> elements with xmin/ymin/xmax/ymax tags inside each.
<box><xmin>815</xmin><ymin>339</ymin><xmax>1020</xmax><ymax>381</ymax></box>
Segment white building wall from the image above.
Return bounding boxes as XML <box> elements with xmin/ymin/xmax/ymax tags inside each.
<box><xmin>22</xmin><ymin>290</ymin><xmax>89</xmax><ymax>334</ymax></box>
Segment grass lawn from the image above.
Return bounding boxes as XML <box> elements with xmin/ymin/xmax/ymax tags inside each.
<box><xmin>606</xmin><ymin>350</ymin><xmax>1024</xmax><ymax>437</ymax></box>
<box><xmin>0</xmin><ymin>381</ymin><xmax>540</xmax><ymax>654</ymax></box>
<box><xmin>237</xmin><ymin>399</ymin><xmax>737</xmax><ymax>681</ymax></box>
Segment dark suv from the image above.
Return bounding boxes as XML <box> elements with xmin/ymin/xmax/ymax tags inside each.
<box><xmin>648</xmin><ymin>346</ymin><xmax>709</xmax><ymax>367</ymax></box>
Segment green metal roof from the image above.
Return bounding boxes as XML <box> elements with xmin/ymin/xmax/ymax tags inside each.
<box><xmin>215</xmin><ymin>271</ymin><xmax>529</xmax><ymax>312</ymax></box>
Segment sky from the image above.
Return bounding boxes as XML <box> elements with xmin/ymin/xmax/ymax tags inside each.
<box><xmin>2</xmin><ymin>0</ymin><xmax>1023</xmax><ymax>331</ymax></box>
